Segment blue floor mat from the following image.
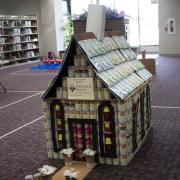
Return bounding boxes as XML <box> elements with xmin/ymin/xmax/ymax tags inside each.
<box><xmin>31</xmin><ymin>63</ymin><xmax>61</xmax><ymax>70</ymax></box>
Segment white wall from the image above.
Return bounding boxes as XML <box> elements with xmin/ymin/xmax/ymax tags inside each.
<box><xmin>159</xmin><ymin>0</ymin><xmax>180</xmax><ymax>55</ymax></box>
<box><xmin>0</xmin><ymin>0</ymin><xmax>43</xmax><ymax>55</ymax></box>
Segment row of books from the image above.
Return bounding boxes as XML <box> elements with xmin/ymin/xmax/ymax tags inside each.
<box><xmin>0</xmin><ymin>36</ymin><xmax>38</xmax><ymax>44</ymax></box>
<box><xmin>0</xmin><ymin>51</ymin><xmax>39</xmax><ymax>60</ymax></box>
<box><xmin>0</xmin><ymin>28</ymin><xmax>37</xmax><ymax>35</ymax></box>
<box><xmin>0</xmin><ymin>20</ymin><xmax>36</xmax><ymax>27</ymax></box>
<box><xmin>0</xmin><ymin>43</ymin><xmax>39</xmax><ymax>52</ymax></box>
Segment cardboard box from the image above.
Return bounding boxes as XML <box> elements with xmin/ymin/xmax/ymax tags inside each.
<box><xmin>52</xmin><ymin>161</ymin><xmax>97</xmax><ymax>180</ymax></box>
<box><xmin>139</xmin><ymin>58</ymin><xmax>156</xmax><ymax>75</ymax></box>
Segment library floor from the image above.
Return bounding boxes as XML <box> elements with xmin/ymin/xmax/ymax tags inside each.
<box><xmin>0</xmin><ymin>57</ymin><xmax>180</xmax><ymax>180</ymax></box>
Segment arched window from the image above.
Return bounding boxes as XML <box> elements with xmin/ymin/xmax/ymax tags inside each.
<box><xmin>50</xmin><ymin>100</ymin><xmax>66</xmax><ymax>152</ymax></box>
<box><xmin>98</xmin><ymin>101</ymin><xmax>117</xmax><ymax>158</ymax></box>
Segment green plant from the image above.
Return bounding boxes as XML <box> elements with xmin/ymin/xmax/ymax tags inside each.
<box><xmin>64</xmin><ymin>16</ymin><xmax>73</xmax><ymax>48</ymax></box>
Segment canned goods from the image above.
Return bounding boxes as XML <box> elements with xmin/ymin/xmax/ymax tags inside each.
<box><xmin>81</xmin><ymin>70</ymin><xmax>88</xmax><ymax>77</ymax></box>
<box><xmin>76</xmin><ymin>46</ymin><xmax>82</xmax><ymax>55</ymax></box>
<box><xmin>45</xmin><ymin>131</ymin><xmax>51</xmax><ymax>139</ymax></box>
<box><xmin>47</xmin><ymin>151</ymin><xmax>53</xmax><ymax>158</ymax></box>
<box><xmin>62</xmin><ymin>87</ymin><xmax>68</xmax><ymax>99</ymax></box>
<box><xmin>99</xmin><ymin>157</ymin><xmax>105</xmax><ymax>164</ymax></box>
<box><xmin>120</xmin><ymin>137</ymin><xmax>128</xmax><ymax>145</ymax></box>
<box><xmin>83</xmin><ymin>111</ymin><xmax>90</xmax><ymax>119</ymax></box>
<box><xmin>42</xmin><ymin>102</ymin><xmax>48</xmax><ymax>109</ymax></box>
<box><xmin>97</xmin><ymin>89</ymin><xmax>104</xmax><ymax>99</ymax></box>
<box><xmin>89</xmin><ymin>111</ymin><xmax>96</xmax><ymax>119</ymax></box>
<box><xmin>62</xmin><ymin>77</ymin><xmax>67</xmax><ymax>87</ymax></box>
<box><xmin>82</xmin><ymin>102</ymin><xmax>89</xmax><ymax>111</ymax></box>
<box><xmin>113</xmin><ymin>158</ymin><xmax>120</xmax><ymax>165</ymax></box>
<box><xmin>75</xmin><ymin>70</ymin><xmax>82</xmax><ymax>77</ymax></box>
<box><xmin>53</xmin><ymin>152</ymin><xmax>59</xmax><ymax>159</ymax></box>
<box><xmin>106</xmin><ymin>158</ymin><xmax>112</xmax><ymax>165</ymax></box>
<box><xmin>89</xmin><ymin>102</ymin><xmax>96</xmax><ymax>111</ymax></box>
<box><xmin>94</xmin><ymin>88</ymin><xmax>98</xmax><ymax>99</ymax></box>
<box><xmin>118</xmin><ymin>102</ymin><xmax>126</xmax><ymax>112</ymax></box>
<box><xmin>46</xmin><ymin>141</ymin><xmax>53</xmax><ymax>149</ymax></box>
<box><xmin>80</xmin><ymin>57</ymin><xmax>87</xmax><ymax>66</ymax></box>
<box><xmin>120</xmin><ymin>144</ymin><xmax>128</xmax><ymax>155</ymax></box>
<box><xmin>69</xmin><ymin>110</ymin><xmax>75</xmax><ymax>118</ymax></box>
<box><xmin>96</xmin><ymin>78</ymin><xmax>103</xmax><ymax>88</ymax></box>
<box><xmin>75</xmin><ymin>110</ymin><xmax>83</xmax><ymax>118</ymax></box>
<box><xmin>120</xmin><ymin>155</ymin><xmax>128</xmax><ymax>166</ymax></box>
<box><xmin>68</xmin><ymin>66</ymin><xmax>75</xmax><ymax>77</ymax></box>
<box><xmin>75</xmin><ymin>102</ymin><xmax>82</xmax><ymax>110</ymax></box>
<box><xmin>104</xmin><ymin>88</ymin><xmax>111</xmax><ymax>99</ymax></box>
<box><xmin>74</xmin><ymin>58</ymin><xmax>81</xmax><ymax>66</ymax></box>
<box><xmin>56</xmin><ymin>87</ymin><xmax>63</xmax><ymax>98</ymax></box>
<box><xmin>44</xmin><ymin>122</ymin><xmax>51</xmax><ymax>130</ymax></box>
<box><xmin>88</xmin><ymin>67</ymin><xmax>95</xmax><ymax>77</ymax></box>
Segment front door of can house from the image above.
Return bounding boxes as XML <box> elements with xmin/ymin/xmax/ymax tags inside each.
<box><xmin>68</xmin><ymin>118</ymin><xmax>97</xmax><ymax>161</ymax></box>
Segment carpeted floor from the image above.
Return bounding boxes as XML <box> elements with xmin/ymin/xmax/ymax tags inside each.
<box><xmin>0</xmin><ymin>57</ymin><xmax>180</xmax><ymax>180</ymax></box>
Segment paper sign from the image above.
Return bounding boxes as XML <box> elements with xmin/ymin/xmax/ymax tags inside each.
<box><xmin>67</xmin><ymin>78</ymin><xmax>94</xmax><ymax>100</ymax></box>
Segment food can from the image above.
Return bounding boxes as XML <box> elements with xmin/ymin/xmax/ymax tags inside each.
<box><xmin>74</xmin><ymin>57</ymin><xmax>81</xmax><ymax>66</ymax></box>
<box><xmin>96</xmin><ymin>78</ymin><xmax>103</xmax><ymax>88</ymax></box>
<box><xmin>97</xmin><ymin>89</ymin><xmax>104</xmax><ymax>100</ymax></box>
<box><xmin>75</xmin><ymin>101</ymin><xmax>82</xmax><ymax>110</ymax></box>
<box><xmin>62</xmin><ymin>77</ymin><xmax>67</xmax><ymax>87</ymax></box>
<box><xmin>80</xmin><ymin>57</ymin><xmax>87</xmax><ymax>66</ymax></box>
<box><xmin>69</xmin><ymin>110</ymin><xmax>75</xmax><ymax>118</ymax></box>
<box><xmin>89</xmin><ymin>102</ymin><xmax>96</xmax><ymax>111</ymax></box>
<box><xmin>88</xmin><ymin>67</ymin><xmax>95</xmax><ymax>77</ymax></box>
<box><xmin>120</xmin><ymin>155</ymin><xmax>128</xmax><ymax>166</ymax></box>
<box><xmin>75</xmin><ymin>110</ymin><xmax>83</xmax><ymax>118</ymax></box>
<box><xmin>99</xmin><ymin>157</ymin><xmax>105</xmax><ymax>164</ymax></box>
<box><xmin>106</xmin><ymin>158</ymin><xmax>112</xmax><ymax>165</ymax></box>
<box><xmin>82</xmin><ymin>102</ymin><xmax>89</xmax><ymax>111</ymax></box>
<box><xmin>89</xmin><ymin>111</ymin><xmax>96</xmax><ymax>119</ymax></box>
<box><xmin>68</xmin><ymin>66</ymin><xmax>74</xmax><ymax>77</ymax></box>
<box><xmin>47</xmin><ymin>151</ymin><xmax>53</xmax><ymax>158</ymax></box>
<box><xmin>76</xmin><ymin>46</ymin><xmax>82</xmax><ymax>55</ymax></box>
<box><xmin>104</xmin><ymin>88</ymin><xmax>111</xmax><ymax>99</ymax></box>
<box><xmin>53</xmin><ymin>152</ymin><xmax>59</xmax><ymax>159</ymax></box>
<box><xmin>81</xmin><ymin>70</ymin><xmax>88</xmax><ymax>77</ymax></box>
<box><xmin>113</xmin><ymin>158</ymin><xmax>120</xmax><ymax>165</ymax></box>
<box><xmin>83</xmin><ymin>111</ymin><xmax>90</xmax><ymax>119</ymax></box>
<box><xmin>62</xmin><ymin>87</ymin><xmax>68</xmax><ymax>99</ymax></box>
<box><xmin>56</xmin><ymin>87</ymin><xmax>63</xmax><ymax>98</ymax></box>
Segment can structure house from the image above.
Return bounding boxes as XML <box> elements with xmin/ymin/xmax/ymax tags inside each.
<box><xmin>42</xmin><ymin>31</ymin><xmax>153</xmax><ymax>166</ymax></box>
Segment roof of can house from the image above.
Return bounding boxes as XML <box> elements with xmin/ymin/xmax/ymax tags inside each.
<box><xmin>42</xmin><ymin>31</ymin><xmax>152</xmax><ymax>101</ymax></box>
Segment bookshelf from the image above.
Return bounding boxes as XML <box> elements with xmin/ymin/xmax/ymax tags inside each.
<box><xmin>0</xmin><ymin>15</ymin><xmax>40</xmax><ymax>66</ymax></box>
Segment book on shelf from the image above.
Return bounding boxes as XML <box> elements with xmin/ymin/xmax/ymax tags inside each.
<box><xmin>0</xmin><ymin>15</ymin><xmax>39</xmax><ymax>64</ymax></box>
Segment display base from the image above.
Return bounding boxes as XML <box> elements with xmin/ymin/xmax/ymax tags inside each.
<box><xmin>52</xmin><ymin>161</ymin><xmax>97</xmax><ymax>180</ymax></box>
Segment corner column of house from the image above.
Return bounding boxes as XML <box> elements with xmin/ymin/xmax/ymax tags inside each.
<box><xmin>40</xmin><ymin>0</ymin><xmax>64</xmax><ymax>56</ymax></box>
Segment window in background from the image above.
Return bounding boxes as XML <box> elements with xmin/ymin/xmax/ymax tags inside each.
<box><xmin>71</xmin><ymin>0</ymin><xmax>159</xmax><ymax>46</ymax></box>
